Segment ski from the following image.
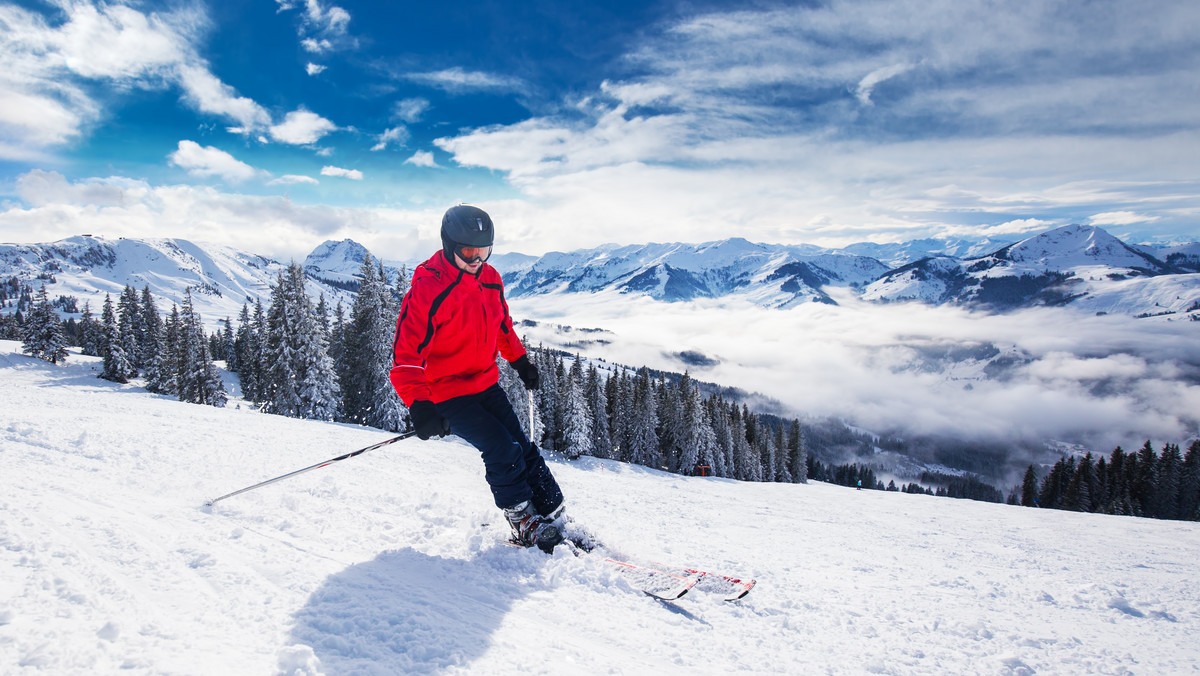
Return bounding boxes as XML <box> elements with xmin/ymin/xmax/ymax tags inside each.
<box><xmin>497</xmin><ymin>524</ymin><xmax>754</xmax><ymax>602</ymax></box>
<box><xmin>562</xmin><ymin>532</ymin><xmax>755</xmax><ymax>601</ymax></box>
<box><xmin>603</xmin><ymin>556</ymin><xmax>702</xmax><ymax>601</ymax></box>
<box><xmin>503</xmin><ymin>536</ymin><xmax>699</xmax><ymax>600</ymax></box>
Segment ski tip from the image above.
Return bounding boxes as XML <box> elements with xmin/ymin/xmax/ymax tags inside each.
<box><xmin>724</xmin><ymin>580</ymin><xmax>756</xmax><ymax>601</ymax></box>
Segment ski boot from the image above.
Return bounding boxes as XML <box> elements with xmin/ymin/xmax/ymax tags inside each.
<box><xmin>503</xmin><ymin>500</ymin><xmax>563</xmax><ymax>553</ymax></box>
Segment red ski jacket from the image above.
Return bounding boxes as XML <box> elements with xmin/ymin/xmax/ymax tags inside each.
<box><xmin>390</xmin><ymin>250</ymin><xmax>527</xmax><ymax>405</ymax></box>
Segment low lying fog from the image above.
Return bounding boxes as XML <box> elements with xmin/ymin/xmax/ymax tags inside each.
<box><xmin>510</xmin><ymin>288</ymin><xmax>1200</xmax><ymax>455</ymax></box>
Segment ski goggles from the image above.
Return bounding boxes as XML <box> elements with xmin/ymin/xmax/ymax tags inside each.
<box><xmin>455</xmin><ymin>244</ymin><xmax>492</xmax><ymax>263</ymax></box>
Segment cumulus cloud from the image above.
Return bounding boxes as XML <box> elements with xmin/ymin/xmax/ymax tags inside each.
<box><xmin>320</xmin><ymin>165</ymin><xmax>363</xmax><ymax>180</ymax></box>
<box><xmin>278</xmin><ymin>0</ymin><xmax>355</xmax><ymax>54</ymax></box>
<box><xmin>393</xmin><ymin>98</ymin><xmax>430</xmax><ymax>124</ymax></box>
<box><xmin>0</xmin><ymin>170</ymin><xmax>438</xmax><ymax>262</ymax></box>
<box><xmin>429</xmin><ymin>1</ymin><xmax>1200</xmax><ymax>252</ymax></box>
<box><xmin>0</xmin><ymin>1</ymin><xmax>308</xmax><ymax>156</ymax></box>
<box><xmin>404</xmin><ymin>151</ymin><xmax>438</xmax><ymax>167</ymax></box>
<box><xmin>306</xmin><ymin>63</ymin><xmax>327</xmax><ymax>76</ymax></box>
<box><xmin>177</xmin><ymin>65</ymin><xmax>272</xmax><ymax>131</ymax></box>
<box><xmin>371</xmin><ymin>126</ymin><xmax>410</xmax><ymax>151</ymax></box>
<box><xmin>269</xmin><ymin>109</ymin><xmax>338</xmax><ymax>145</ymax></box>
<box><xmin>167</xmin><ymin>141</ymin><xmax>262</xmax><ymax>182</ymax></box>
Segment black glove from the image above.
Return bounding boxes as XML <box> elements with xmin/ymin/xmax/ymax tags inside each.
<box><xmin>510</xmin><ymin>354</ymin><xmax>540</xmax><ymax>390</ymax></box>
<box><xmin>409</xmin><ymin>400</ymin><xmax>450</xmax><ymax>440</ymax></box>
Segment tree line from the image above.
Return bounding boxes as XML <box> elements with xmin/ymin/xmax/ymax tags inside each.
<box><xmin>503</xmin><ymin>347</ymin><xmax>808</xmax><ymax>483</ymax></box>
<box><xmin>1018</xmin><ymin>441</ymin><xmax>1200</xmax><ymax>521</ymax></box>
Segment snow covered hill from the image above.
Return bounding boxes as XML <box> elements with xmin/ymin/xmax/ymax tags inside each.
<box><xmin>0</xmin><ymin>236</ymin><xmax>367</xmax><ymax>328</ymax></box>
<box><xmin>3</xmin><ymin>340</ymin><xmax>1199</xmax><ymax>675</ymax></box>
<box><xmin>0</xmin><ymin>236</ymin><xmax>417</xmax><ymax>331</ymax></box>
<box><xmin>863</xmin><ymin>225</ymin><xmax>1200</xmax><ymax>316</ymax></box>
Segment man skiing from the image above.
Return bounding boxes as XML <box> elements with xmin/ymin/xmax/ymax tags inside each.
<box><xmin>390</xmin><ymin>204</ymin><xmax>566</xmax><ymax>552</ymax></box>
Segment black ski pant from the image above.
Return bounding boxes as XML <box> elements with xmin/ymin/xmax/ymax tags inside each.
<box><xmin>437</xmin><ymin>384</ymin><xmax>564</xmax><ymax>515</ymax></box>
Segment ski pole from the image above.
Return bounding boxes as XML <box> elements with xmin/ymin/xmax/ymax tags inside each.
<box><xmin>528</xmin><ymin>389</ymin><xmax>535</xmax><ymax>439</ymax></box>
<box><xmin>205</xmin><ymin>431</ymin><xmax>417</xmax><ymax>506</ymax></box>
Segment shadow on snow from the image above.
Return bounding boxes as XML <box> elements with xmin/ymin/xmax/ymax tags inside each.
<box><xmin>284</xmin><ymin>547</ymin><xmax>529</xmax><ymax>674</ymax></box>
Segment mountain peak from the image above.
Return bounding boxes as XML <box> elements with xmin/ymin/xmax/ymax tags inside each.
<box><xmin>1005</xmin><ymin>224</ymin><xmax>1167</xmax><ymax>272</ymax></box>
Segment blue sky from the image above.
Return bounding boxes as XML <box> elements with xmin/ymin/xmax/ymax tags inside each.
<box><xmin>1</xmin><ymin>0</ymin><xmax>1197</xmax><ymax>261</ymax></box>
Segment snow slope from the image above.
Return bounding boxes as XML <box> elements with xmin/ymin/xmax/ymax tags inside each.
<box><xmin>2</xmin><ymin>340</ymin><xmax>1199</xmax><ymax>675</ymax></box>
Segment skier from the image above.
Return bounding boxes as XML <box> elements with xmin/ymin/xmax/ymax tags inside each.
<box><xmin>390</xmin><ymin>204</ymin><xmax>566</xmax><ymax>552</ymax></box>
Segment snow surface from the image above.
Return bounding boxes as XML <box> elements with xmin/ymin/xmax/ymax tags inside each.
<box><xmin>3</xmin><ymin>340</ymin><xmax>1199</xmax><ymax>675</ymax></box>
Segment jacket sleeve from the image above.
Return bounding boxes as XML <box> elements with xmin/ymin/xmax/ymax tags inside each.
<box><xmin>495</xmin><ymin>276</ymin><xmax>527</xmax><ymax>364</ymax></box>
<box><xmin>390</xmin><ymin>277</ymin><xmax>436</xmax><ymax>406</ymax></box>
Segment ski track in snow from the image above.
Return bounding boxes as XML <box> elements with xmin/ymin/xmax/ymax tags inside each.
<box><xmin>1</xmin><ymin>340</ymin><xmax>1198</xmax><ymax>675</ymax></box>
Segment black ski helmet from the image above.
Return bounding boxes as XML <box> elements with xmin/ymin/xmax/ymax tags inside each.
<box><xmin>441</xmin><ymin>204</ymin><xmax>494</xmax><ymax>262</ymax></box>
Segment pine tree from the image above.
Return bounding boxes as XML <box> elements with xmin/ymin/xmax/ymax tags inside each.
<box><xmin>1158</xmin><ymin>443</ymin><xmax>1183</xmax><ymax>520</ymax></box>
<box><xmin>1020</xmin><ymin>465</ymin><xmax>1039</xmax><ymax>506</ymax></box>
<box><xmin>1180</xmin><ymin>441</ymin><xmax>1200</xmax><ymax>521</ymax></box>
<box><xmin>1132</xmin><ymin>441</ymin><xmax>1159</xmax><ymax>517</ymax></box>
<box><xmin>500</xmin><ymin>351</ymin><xmax>535</xmax><ymax>441</ymax></box>
<box><xmin>628</xmin><ymin>367</ymin><xmax>661</xmax><ymax>468</ymax></box>
<box><xmin>78</xmin><ymin>301</ymin><xmax>103</xmax><ymax>357</ymax></box>
<box><xmin>263</xmin><ymin>263</ymin><xmax>340</xmax><ymax>420</ymax></box>
<box><xmin>234</xmin><ymin>304</ymin><xmax>260</xmax><ymax>401</ymax></box>
<box><xmin>561</xmin><ymin>357</ymin><xmax>593</xmax><ymax>459</ymax></box>
<box><xmin>176</xmin><ymin>289</ymin><xmax>227</xmax><ymax>407</ymax></box>
<box><xmin>788</xmin><ymin>419</ymin><xmax>808</xmax><ymax>483</ymax></box>
<box><xmin>99</xmin><ymin>294</ymin><xmax>133</xmax><ymax>382</ymax></box>
<box><xmin>340</xmin><ymin>254</ymin><xmax>404</xmax><ymax>430</ymax></box>
<box><xmin>21</xmin><ymin>285</ymin><xmax>69</xmax><ymax>364</ymax></box>
<box><xmin>116</xmin><ymin>285</ymin><xmax>142</xmax><ymax>373</ymax></box>
<box><xmin>707</xmin><ymin>397</ymin><xmax>733</xmax><ymax>477</ymax></box>
<box><xmin>218</xmin><ymin>317</ymin><xmax>236</xmax><ymax>371</ymax></box>
<box><xmin>606</xmin><ymin>367</ymin><xmax>632</xmax><ymax>462</ymax></box>
<box><xmin>138</xmin><ymin>287</ymin><xmax>162</xmax><ymax>368</ymax></box>
<box><xmin>677</xmin><ymin>381</ymin><xmax>718</xmax><ymax>475</ymax></box>
<box><xmin>657</xmin><ymin>374</ymin><xmax>687</xmax><ymax>472</ymax></box>
<box><xmin>1064</xmin><ymin>453</ymin><xmax>1096</xmax><ymax>512</ymax></box>
<box><xmin>773</xmin><ymin>422</ymin><xmax>792</xmax><ymax>483</ymax></box>
<box><xmin>585</xmin><ymin>364</ymin><xmax>612</xmax><ymax>459</ymax></box>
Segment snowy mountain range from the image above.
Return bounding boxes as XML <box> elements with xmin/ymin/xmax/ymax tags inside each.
<box><xmin>0</xmin><ymin>235</ymin><xmax>405</xmax><ymax>326</ymax></box>
<box><xmin>862</xmin><ymin>225</ymin><xmax>1200</xmax><ymax>316</ymax></box>
<box><xmin>3</xmin><ymin>224</ymin><xmax>1196</xmax><ymax>321</ymax></box>
<box><xmin>492</xmin><ymin>225</ymin><xmax>1198</xmax><ymax>316</ymax></box>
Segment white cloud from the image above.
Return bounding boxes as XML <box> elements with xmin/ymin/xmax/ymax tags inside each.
<box><xmin>1089</xmin><ymin>211</ymin><xmax>1161</xmax><ymax>226</ymax></box>
<box><xmin>306</xmin><ymin>63</ymin><xmax>327</xmax><ymax>76</ymax></box>
<box><xmin>279</xmin><ymin>0</ymin><xmax>355</xmax><ymax>54</ymax></box>
<box><xmin>269</xmin><ymin>109</ymin><xmax>338</xmax><ymax>145</ymax></box>
<box><xmin>393</xmin><ymin>98</ymin><xmax>430</xmax><ymax>123</ymax></box>
<box><xmin>406</xmin><ymin>67</ymin><xmax>525</xmax><ymax>93</ymax></box>
<box><xmin>268</xmin><ymin>174</ymin><xmax>319</xmax><ymax>185</ymax></box>
<box><xmin>167</xmin><ymin>141</ymin><xmax>262</xmax><ymax>182</ymax></box>
<box><xmin>371</xmin><ymin>126</ymin><xmax>410</xmax><ymax>151</ymax></box>
<box><xmin>510</xmin><ymin>289</ymin><xmax>1200</xmax><ymax>459</ymax></box>
<box><xmin>427</xmin><ymin>2</ymin><xmax>1200</xmax><ymax>252</ymax></box>
<box><xmin>0</xmin><ymin>170</ymin><xmax>440</xmax><ymax>263</ymax></box>
<box><xmin>320</xmin><ymin>165</ymin><xmax>363</xmax><ymax>180</ymax></box>
<box><xmin>301</xmin><ymin>37</ymin><xmax>332</xmax><ymax>54</ymax></box>
<box><xmin>0</xmin><ymin>1</ymin><xmax>282</xmax><ymax>157</ymax></box>
<box><xmin>177</xmin><ymin>65</ymin><xmax>272</xmax><ymax>131</ymax></box>
<box><xmin>855</xmin><ymin>63</ymin><xmax>915</xmax><ymax>105</ymax></box>
<box><xmin>404</xmin><ymin>151</ymin><xmax>438</xmax><ymax>168</ymax></box>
